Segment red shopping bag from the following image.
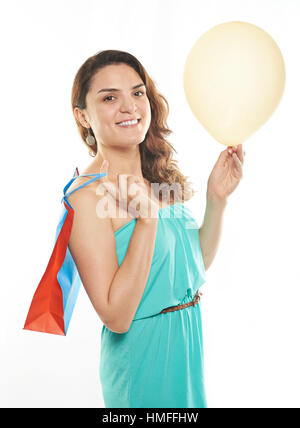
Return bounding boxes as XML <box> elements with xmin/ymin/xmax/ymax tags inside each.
<box><xmin>23</xmin><ymin>167</ymin><xmax>107</xmax><ymax>335</ymax></box>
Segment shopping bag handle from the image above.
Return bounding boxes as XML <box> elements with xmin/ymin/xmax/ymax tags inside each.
<box><xmin>61</xmin><ymin>170</ymin><xmax>107</xmax><ymax>204</ymax></box>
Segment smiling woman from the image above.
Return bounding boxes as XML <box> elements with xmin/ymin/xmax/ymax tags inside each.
<box><xmin>66</xmin><ymin>49</ymin><xmax>208</xmax><ymax>409</ymax></box>
<box><xmin>71</xmin><ymin>50</ymin><xmax>195</xmax><ymax>205</ymax></box>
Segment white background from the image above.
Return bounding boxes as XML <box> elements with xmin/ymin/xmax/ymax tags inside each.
<box><xmin>1</xmin><ymin>0</ymin><xmax>300</xmax><ymax>408</ymax></box>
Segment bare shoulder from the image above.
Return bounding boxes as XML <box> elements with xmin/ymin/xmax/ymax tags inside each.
<box><xmin>66</xmin><ymin>177</ymin><xmax>111</xmax><ymax>228</ymax></box>
<box><xmin>66</xmin><ymin>175</ymin><xmax>99</xmax><ymax>200</ymax></box>
<box><xmin>66</xmin><ymin>176</ymin><xmax>120</xmax><ymax>330</ymax></box>
<box><xmin>66</xmin><ymin>175</ymin><xmax>115</xmax><ymax>258</ymax></box>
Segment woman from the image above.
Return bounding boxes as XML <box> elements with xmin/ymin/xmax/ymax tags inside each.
<box><xmin>66</xmin><ymin>49</ymin><xmax>245</xmax><ymax>408</ymax></box>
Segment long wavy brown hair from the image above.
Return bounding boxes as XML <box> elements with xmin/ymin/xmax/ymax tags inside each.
<box><xmin>71</xmin><ymin>49</ymin><xmax>196</xmax><ymax>203</ymax></box>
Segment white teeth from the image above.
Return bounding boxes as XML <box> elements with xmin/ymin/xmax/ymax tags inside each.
<box><xmin>119</xmin><ymin>119</ymin><xmax>138</xmax><ymax>126</ymax></box>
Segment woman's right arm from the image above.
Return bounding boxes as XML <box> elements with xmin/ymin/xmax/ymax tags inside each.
<box><xmin>108</xmin><ymin>216</ymin><xmax>158</xmax><ymax>333</ymax></box>
<box><xmin>67</xmin><ymin>190</ymin><xmax>158</xmax><ymax>334</ymax></box>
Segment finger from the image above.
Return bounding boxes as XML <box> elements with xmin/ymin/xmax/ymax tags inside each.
<box><xmin>236</xmin><ymin>144</ymin><xmax>244</xmax><ymax>164</ymax></box>
<box><xmin>101</xmin><ymin>181</ymin><xmax>118</xmax><ymax>196</ymax></box>
<box><xmin>237</xmin><ymin>144</ymin><xmax>245</xmax><ymax>164</ymax></box>
<box><xmin>99</xmin><ymin>159</ymin><xmax>109</xmax><ymax>181</ymax></box>
<box><xmin>127</xmin><ymin>175</ymin><xmax>142</xmax><ymax>198</ymax></box>
<box><xmin>232</xmin><ymin>152</ymin><xmax>243</xmax><ymax>169</ymax></box>
<box><xmin>96</xmin><ymin>187</ymin><xmax>117</xmax><ymax>219</ymax></box>
<box><xmin>228</xmin><ymin>145</ymin><xmax>245</xmax><ymax>164</ymax></box>
<box><xmin>95</xmin><ymin>181</ymin><xmax>116</xmax><ymax>216</ymax></box>
<box><xmin>222</xmin><ymin>147</ymin><xmax>234</xmax><ymax>165</ymax></box>
<box><xmin>217</xmin><ymin>147</ymin><xmax>229</xmax><ymax>159</ymax></box>
<box><xmin>118</xmin><ymin>174</ymin><xmax>130</xmax><ymax>206</ymax></box>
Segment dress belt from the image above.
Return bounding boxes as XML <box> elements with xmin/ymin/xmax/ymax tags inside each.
<box><xmin>159</xmin><ymin>289</ymin><xmax>203</xmax><ymax>314</ymax></box>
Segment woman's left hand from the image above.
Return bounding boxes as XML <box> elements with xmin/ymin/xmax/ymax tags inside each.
<box><xmin>206</xmin><ymin>144</ymin><xmax>245</xmax><ymax>202</ymax></box>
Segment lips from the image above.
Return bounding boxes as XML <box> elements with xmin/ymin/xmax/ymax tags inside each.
<box><xmin>116</xmin><ymin>118</ymin><xmax>141</xmax><ymax>124</ymax></box>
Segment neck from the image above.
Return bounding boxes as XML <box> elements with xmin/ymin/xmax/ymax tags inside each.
<box><xmin>89</xmin><ymin>148</ymin><xmax>145</xmax><ymax>181</ymax></box>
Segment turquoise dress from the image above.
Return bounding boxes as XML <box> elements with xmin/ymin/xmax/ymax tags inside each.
<box><xmin>100</xmin><ymin>202</ymin><xmax>207</xmax><ymax>408</ymax></box>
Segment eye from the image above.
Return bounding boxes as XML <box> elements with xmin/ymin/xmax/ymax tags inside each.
<box><xmin>103</xmin><ymin>95</ymin><xmax>115</xmax><ymax>102</ymax></box>
<box><xmin>103</xmin><ymin>90</ymin><xmax>145</xmax><ymax>102</ymax></box>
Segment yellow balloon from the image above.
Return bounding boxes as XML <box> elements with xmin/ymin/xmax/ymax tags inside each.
<box><xmin>183</xmin><ymin>21</ymin><xmax>286</xmax><ymax>146</ymax></box>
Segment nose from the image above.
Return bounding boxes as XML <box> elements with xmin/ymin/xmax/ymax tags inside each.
<box><xmin>119</xmin><ymin>95</ymin><xmax>137</xmax><ymax>113</ymax></box>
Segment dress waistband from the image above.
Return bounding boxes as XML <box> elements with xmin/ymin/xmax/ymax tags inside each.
<box><xmin>159</xmin><ymin>289</ymin><xmax>203</xmax><ymax>314</ymax></box>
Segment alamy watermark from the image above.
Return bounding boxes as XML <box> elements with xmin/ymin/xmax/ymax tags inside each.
<box><xmin>93</xmin><ymin>176</ymin><xmax>199</xmax><ymax>230</ymax></box>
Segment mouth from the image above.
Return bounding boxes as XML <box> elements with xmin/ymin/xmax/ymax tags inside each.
<box><xmin>116</xmin><ymin>118</ymin><xmax>141</xmax><ymax>128</ymax></box>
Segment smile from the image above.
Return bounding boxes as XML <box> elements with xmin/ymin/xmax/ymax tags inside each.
<box><xmin>117</xmin><ymin>119</ymin><xmax>141</xmax><ymax>128</ymax></box>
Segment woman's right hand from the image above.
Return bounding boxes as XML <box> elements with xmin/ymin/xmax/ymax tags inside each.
<box><xmin>96</xmin><ymin>160</ymin><xmax>160</xmax><ymax>221</ymax></box>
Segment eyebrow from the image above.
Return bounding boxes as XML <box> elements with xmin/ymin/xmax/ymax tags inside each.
<box><xmin>97</xmin><ymin>83</ymin><xmax>145</xmax><ymax>94</ymax></box>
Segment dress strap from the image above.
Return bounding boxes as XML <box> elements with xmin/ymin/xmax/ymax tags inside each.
<box><xmin>61</xmin><ymin>167</ymin><xmax>107</xmax><ymax>205</ymax></box>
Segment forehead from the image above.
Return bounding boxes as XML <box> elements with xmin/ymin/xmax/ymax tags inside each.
<box><xmin>90</xmin><ymin>63</ymin><xmax>141</xmax><ymax>89</ymax></box>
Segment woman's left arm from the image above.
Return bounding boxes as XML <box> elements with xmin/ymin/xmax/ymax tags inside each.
<box><xmin>199</xmin><ymin>144</ymin><xmax>245</xmax><ymax>271</ymax></box>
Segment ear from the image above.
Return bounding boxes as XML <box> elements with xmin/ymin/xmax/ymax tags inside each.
<box><xmin>74</xmin><ymin>107</ymin><xmax>90</xmax><ymax>128</ymax></box>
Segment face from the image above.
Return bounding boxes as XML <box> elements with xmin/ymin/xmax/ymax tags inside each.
<box><xmin>75</xmin><ymin>63</ymin><xmax>151</xmax><ymax>149</ymax></box>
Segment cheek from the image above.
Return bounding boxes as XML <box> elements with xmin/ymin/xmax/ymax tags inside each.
<box><xmin>142</xmin><ymin>99</ymin><xmax>151</xmax><ymax>119</ymax></box>
<box><xmin>96</xmin><ymin>107</ymin><xmax>116</xmax><ymax>126</ymax></box>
